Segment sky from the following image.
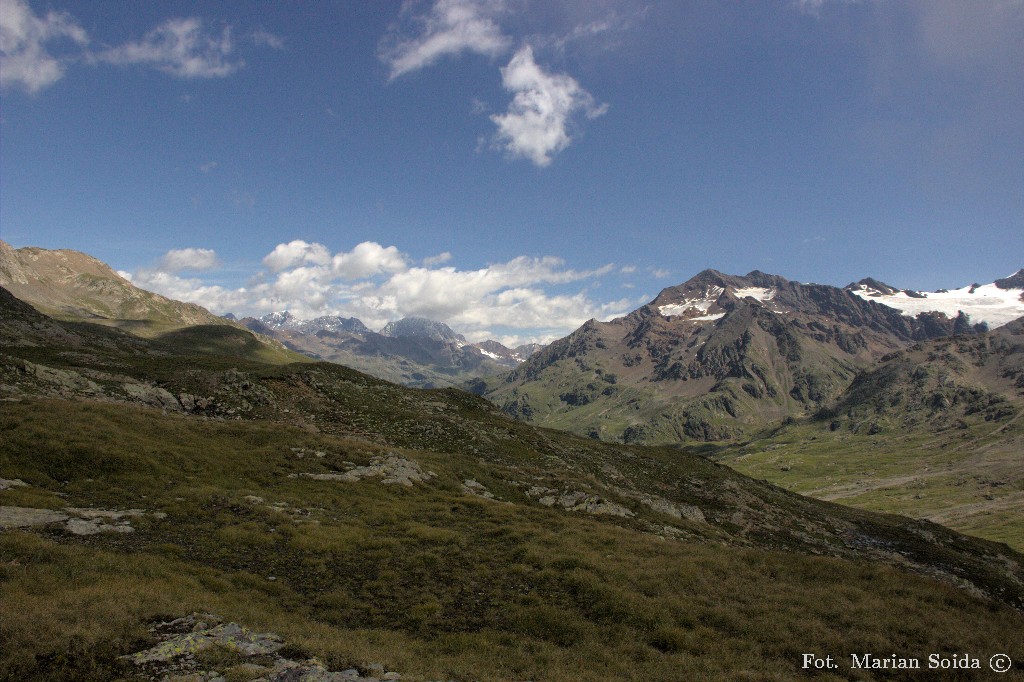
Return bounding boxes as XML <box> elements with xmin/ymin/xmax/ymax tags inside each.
<box><xmin>1</xmin><ymin>0</ymin><xmax>1022</xmax><ymax>345</ymax></box>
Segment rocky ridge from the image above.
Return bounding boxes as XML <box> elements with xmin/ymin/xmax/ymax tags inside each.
<box><xmin>484</xmin><ymin>268</ymin><xmax>1003</xmax><ymax>443</ymax></box>
<box><xmin>243</xmin><ymin>312</ymin><xmax>536</xmax><ymax>390</ymax></box>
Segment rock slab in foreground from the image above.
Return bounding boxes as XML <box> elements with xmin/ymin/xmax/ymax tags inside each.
<box><xmin>124</xmin><ymin>613</ymin><xmax>407</xmax><ymax>682</ymax></box>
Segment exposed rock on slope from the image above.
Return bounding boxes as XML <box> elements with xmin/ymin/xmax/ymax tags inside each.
<box><xmin>486</xmin><ymin>269</ymin><xmax>982</xmax><ymax>443</ymax></box>
<box><xmin>824</xmin><ymin>317</ymin><xmax>1024</xmax><ymax>433</ymax></box>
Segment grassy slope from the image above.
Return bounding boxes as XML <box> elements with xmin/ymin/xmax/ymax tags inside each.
<box><xmin>3</xmin><ymin>300</ymin><xmax>1024</xmax><ymax>680</ymax></box>
<box><xmin>713</xmin><ymin>414</ymin><xmax>1024</xmax><ymax>552</ymax></box>
<box><xmin>3</xmin><ymin>399</ymin><xmax>1024</xmax><ymax>682</ymax></box>
<box><xmin>714</xmin><ymin>329</ymin><xmax>1024</xmax><ymax>551</ymax></box>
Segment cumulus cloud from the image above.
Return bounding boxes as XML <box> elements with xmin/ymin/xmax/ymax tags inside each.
<box><xmin>128</xmin><ymin>239</ymin><xmax>632</xmax><ymax>342</ymax></box>
<box><xmin>380</xmin><ymin>0</ymin><xmax>511</xmax><ymax>80</ymax></box>
<box><xmin>331</xmin><ymin>241</ymin><xmax>408</xmax><ymax>279</ymax></box>
<box><xmin>157</xmin><ymin>247</ymin><xmax>220</xmax><ymax>273</ymax></box>
<box><xmin>262</xmin><ymin>240</ymin><xmax>332</xmax><ymax>273</ymax></box>
<box><xmin>490</xmin><ymin>45</ymin><xmax>607</xmax><ymax>166</ymax></box>
<box><xmin>98</xmin><ymin>17</ymin><xmax>242</xmax><ymax>78</ymax></box>
<box><xmin>0</xmin><ymin>0</ymin><xmax>88</xmax><ymax>92</ymax></box>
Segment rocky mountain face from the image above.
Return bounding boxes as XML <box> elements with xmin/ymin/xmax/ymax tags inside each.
<box><xmin>474</xmin><ymin>340</ymin><xmax>543</xmax><ymax>363</ymax></box>
<box><xmin>243</xmin><ymin>312</ymin><xmax>534</xmax><ymax>389</ymax></box>
<box><xmin>257</xmin><ymin>310</ymin><xmax>370</xmax><ymax>335</ymax></box>
<box><xmin>823</xmin><ymin>317</ymin><xmax>1024</xmax><ymax>433</ymax></box>
<box><xmin>380</xmin><ymin>316</ymin><xmax>465</xmax><ymax>343</ymax></box>
<box><xmin>484</xmin><ymin>269</ymin><xmax>993</xmax><ymax>444</ymax></box>
<box><xmin>995</xmin><ymin>268</ymin><xmax>1024</xmax><ymax>290</ymax></box>
<box><xmin>0</xmin><ymin>240</ymin><xmax>229</xmax><ymax>334</ymax></box>
<box><xmin>714</xmin><ymin>319</ymin><xmax>1024</xmax><ymax>549</ymax></box>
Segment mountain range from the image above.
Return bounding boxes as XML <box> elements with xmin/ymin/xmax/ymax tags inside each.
<box><xmin>1</xmin><ymin>277</ymin><xmax>1022</xmax><ymax>680</ymax></box>
<box><xmin>241</xmin><ymin>311</ymin><xmax>542</xmax><ymax>389</ymax></box>
<box><xmin>2</xmin><ymin>241</ymin><xmax>1021</xmax><ymax>547</ymax></box>
<box><xmin>481</xmin><ymin>267</ymin><xmax>1023</xmax><ymax>444</ymax></box>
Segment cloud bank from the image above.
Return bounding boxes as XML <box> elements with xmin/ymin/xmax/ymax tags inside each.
<box><xmin>97</xmin><ymin>17</ymin><xmax>242</xmax><ymax>78</ymax></box>
<box><xmin>132</xmin><ymin>241</ymin><xmax>635</xmax><ymax>344</ymax></box>
<box><xmin>158</xmin><ymin>247</ymin><xmax>220</xmax><ymax>272</ymax></box>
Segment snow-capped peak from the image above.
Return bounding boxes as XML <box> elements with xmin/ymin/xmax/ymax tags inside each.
<box><xmin>657</xmin><ymin>285</ymin><xmax>725</xmax><ymax>319</ymax></box>
<box><xmin>848</xmin><ymin>274</ymin><xmax>1024</xmax><ymax>329</ymax></box>
<box><xmin>260</xmin><ymin>310</ymin><xmax>300</xmax><ymax>329</ymax></box>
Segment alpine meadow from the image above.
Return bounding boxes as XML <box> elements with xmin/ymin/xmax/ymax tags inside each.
<box><xmin>2</xmin><ymin>1</ymin><xmax>1023</xmax><ymax>681</ymax></box>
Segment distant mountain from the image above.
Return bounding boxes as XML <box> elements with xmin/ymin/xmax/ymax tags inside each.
<box><xmin>243</xmin><ymin>312</ymin><xmax>538</xmax><ymax>389</ymax></box>
<box><xmin>256</xmin><ymin>311</ymin><xmax>370</xmax><ymax>335</ymax></box>
<box><xmin>846</xmin><ymin>268</ymin><xmax>1024</xmax><ymax>330</ymax></box>
<box><xmin>484</xmin><ymin>269</ymin><xmax>991</xmax><ymax>444</ymax></box>
<box><xmin>474</xmin><ymin>340</ymin><xmax>543</xmax><ymax>364</ymax></box>
<box><xmin>0</xmin><ymin>240</ymin><xmax>229</xmax><ymax>335</ymax></box>
<box><xmin>381</xmin><ymin>317</ymin><xmax>465</xmax><ymax>344</ymax></box>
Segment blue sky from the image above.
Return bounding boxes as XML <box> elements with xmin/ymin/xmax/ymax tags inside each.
<box><xmin>1</xmin><ymin>0</ymin><xmax>1021</xmax><ymax>343</ymax></box>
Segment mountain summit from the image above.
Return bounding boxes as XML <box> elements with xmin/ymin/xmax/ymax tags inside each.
<box><xmin>380</xmin><ymin>317</ymin><xmax>466</xmax><ymax>344</ymax></box>
<box><xmin>0</xmin><ymin>240</ymin><xmax>228</xmax><ymax>334</ymax></box>
<box><xmin>484</xmin><ymin>269</ymin><xmax>998</xmax><ymax>443</ymax></box>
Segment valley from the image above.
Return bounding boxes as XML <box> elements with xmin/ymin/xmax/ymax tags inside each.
<box><xmin>1</xmin><ymin>244</ymin><xmax>1023</xmax><ymax>680</ymax></box>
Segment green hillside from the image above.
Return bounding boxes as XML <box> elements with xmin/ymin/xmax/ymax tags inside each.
<box><xmin>2</xmin><ymin>289</ymin><xmax>1023</xmax><ymax>680</ymax></box>
<box><xmin>714</xmin><ymin>323</ymin><xmax>1024</xmax><ymax>551</ymax></box>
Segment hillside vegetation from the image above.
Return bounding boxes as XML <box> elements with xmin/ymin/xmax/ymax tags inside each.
<box><xmin>2</xmin><ymin>287</ymin><xmax>1023</xmax><ymax>681</ymax></box>
<box><xmin>714</xmin><ymin>320</ymin><xmax>1024</xmax><ymax>551</ymax></box>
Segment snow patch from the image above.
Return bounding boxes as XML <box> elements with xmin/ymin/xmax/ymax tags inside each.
<box><xmin>852</xmin><ymin>282</ymin><xmax>1024</xmax><ymax>329</ymax></box>
<box><xmin>658</xmin><ymin>286</ymin><xmax>724</xmax><ymax>318</ymax></box>
<box><xmin>733</xmin><ymin>287</ymin><xmax>775</xmax><ymax>301</ymax></box>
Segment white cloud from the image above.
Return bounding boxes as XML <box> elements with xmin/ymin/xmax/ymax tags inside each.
<box><xmin>157</xmin><ymin>247</ymin><xmax>220</xmax><ymax>273</ymax></box>
<box><xmin>380</xmin><ymin>0</ymin><xmax>511</xmax><ymax>80</ymax></box>
<box><xmin>330</xmin><ymin>241</ymin><xmax>408</xmax><ymax>279</ymax></box>
<box><xmin>423</xmin><ymin>251</ymin><xmax>453</xmax><ymax>266</ymax></box>
<box><xmin>98</xmin><ymin>17</ymin><xmax>242</xmax><ymax>78</ymax></box>
<box><xmin>0</xmin><ymin>0</ymin><xmax>88</xmax><ymax>92</ymax></box>
<box><xmin>262</xmin><ymin>240</ymin><xmax>332</xmax><ymax>273</ymax></box>
<box><xmin>199</xmin><ymin>160</ymin><xmax>218</xmax><ymax>173</ymax></box>
<box><xmin>127</xmin><ymin>239</ymin><xmax>631</xmax><ymax>341</ymax></box>
<box><xmin>490</xmin><ymin>45</ymin><xmax>607</xmax><ymax>166</ymax></box>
